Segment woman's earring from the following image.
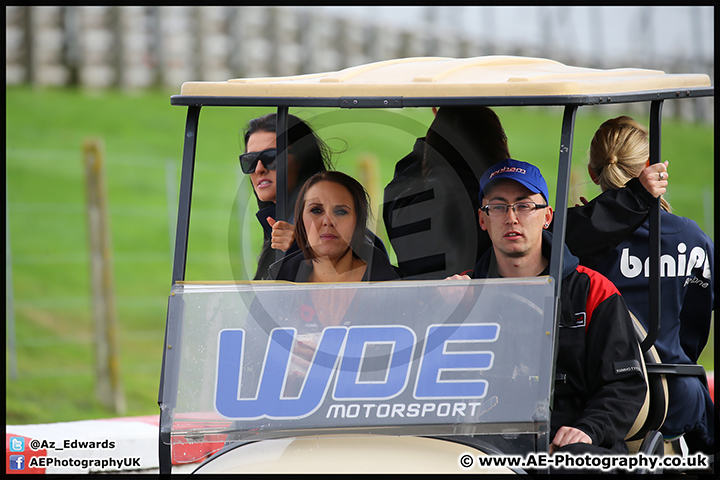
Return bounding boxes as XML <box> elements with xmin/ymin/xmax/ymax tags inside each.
<box><xmin>544</xmin><ymin>223</ymin><xmax>549</xmax><ymax>229</ymax></box>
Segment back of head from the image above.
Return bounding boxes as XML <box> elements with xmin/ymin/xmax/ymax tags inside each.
<box><xmin>294</xmin><ymin>171</ymin><xmax>370</xmax><ymax>261</ymax></box>
<box><xmin>424</xmin><ymin>106</ymin><xmax>510</xmax><ymax>176</ymax></box>
<box><xmin>589</xmin><ymin>116</ymin><xmax>670</xmax><ymax>212</ymax></box>
<box><xmin>589</xmin><ymin>116</ymin><xmax>648</xmax><ymax>189</ymax></box>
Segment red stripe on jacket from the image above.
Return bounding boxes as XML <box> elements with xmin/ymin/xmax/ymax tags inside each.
<box><xmin>576</xmin><ymin>265</ymin><xmax>622</xmax><ymax>333</ymax></box>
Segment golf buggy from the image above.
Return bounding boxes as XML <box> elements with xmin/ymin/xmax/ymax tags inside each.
<box><xmin>158</xmin><ymin>56</ymin><xmax>713</xmax><ymax>474</ymax></box>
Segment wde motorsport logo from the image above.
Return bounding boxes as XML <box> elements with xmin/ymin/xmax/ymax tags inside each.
<box><xmin>214</xmin><ymin>323</ymin><xmax>499</xmax><ymax>422</ymax></box>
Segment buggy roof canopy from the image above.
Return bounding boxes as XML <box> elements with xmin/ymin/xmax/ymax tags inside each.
<box><xmin>174</xmin><ymin>55</ymin><xmax>713</xmax><ymax>107</ymax></box>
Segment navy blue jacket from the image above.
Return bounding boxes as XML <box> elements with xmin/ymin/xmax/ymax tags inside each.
<box><xmin>591</xmin><ymin>210</ymin><xmax>715</xmax><ymax>446</ymax></box>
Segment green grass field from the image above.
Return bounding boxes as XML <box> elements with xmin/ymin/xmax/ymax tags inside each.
<box><xmin>6</xmin><ymin>86</ymin><xmax>714</xmax><ymax>425</ymax></box>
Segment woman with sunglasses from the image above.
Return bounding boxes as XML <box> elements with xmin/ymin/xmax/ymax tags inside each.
<box><xmin>241</xmin><ymin>113</ymin><xmax>334</xmax><ymax>280</ymax></box>
<box><xmin>242</xmin><ymin>113</ymin><xmax>389</xmax><ymax>280</ymax></box>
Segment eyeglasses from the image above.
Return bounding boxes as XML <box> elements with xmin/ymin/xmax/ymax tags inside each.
<box><xmin>239</xmin><ymin>148</ymin><xmax>277</xmax><ymax>174</ymax></box>
<box><xmin>480</xmin><ymin>202</ymin><xmax>548</xmax><ymax>217</ymax></box>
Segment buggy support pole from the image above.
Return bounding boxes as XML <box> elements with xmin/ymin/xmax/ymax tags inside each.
<box><xmin>545</xmin><ymin>105</ymin><xmax>577</xmax><ymax>464</ymax></box>
<box><xmin>171</xmin><ymin>105</ymin><xmax>201</xmax><ymax>283</ymax></box>
<box><xmin>640</xmin><ymin>100</ymin><xmax>663</xmax><ymax>353</ymax></box>
<box><xmin>158</xmin><ymin>105</ymin><xmax>201</xmax><ymax>474</ymax></box>
<box><xmin>275</xmin><ymin>107</ymin><xmax>289</xmax><ymax>261</ymax></box>
<box><xmin>549</xmin><ymin>105</ymin><xmax>578</xmax><ymax>300</ymax></box>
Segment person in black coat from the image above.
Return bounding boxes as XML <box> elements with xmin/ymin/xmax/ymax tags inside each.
<box><xmin>382</xmin><ymin>106</ymin><xmax>509</xmax><ymax>279</ymax></box>
<box><xmin>240</xmin><ymin>113</ymin><xmax>334</xmax><ymax>280</ymax></box>
<box><xmin>448</xmin><ymin>159</ymin><xmax>646</xmax><ymax>460</ymax></box>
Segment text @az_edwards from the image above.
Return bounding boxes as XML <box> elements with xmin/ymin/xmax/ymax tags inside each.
<box><xmin>7</xmin><ymin>436</ymin><xmax>141</xmax><ymax>472</ymax></box>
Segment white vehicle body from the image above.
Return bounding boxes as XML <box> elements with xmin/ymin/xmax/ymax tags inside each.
<box><xmin>159</xmin><ymin>56</ymin><xmax>713</xmax><ymax>474</ymax></box>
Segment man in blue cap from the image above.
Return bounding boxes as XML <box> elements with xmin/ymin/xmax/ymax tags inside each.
<box><xmin>452</xmin><ymin>159</ymin><xmax>647</xmax><ymax>458</ymax></box>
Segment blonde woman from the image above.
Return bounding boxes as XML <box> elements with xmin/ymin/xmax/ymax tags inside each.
<box><xmin>587</xmin><ymin>116</ymin><xmax>715</xmax><ymax>454</ymax></box>
<box><xmin>587</xmin><ymin>116</ymin><xmax>671</xmax><ymax>212</ymax></box>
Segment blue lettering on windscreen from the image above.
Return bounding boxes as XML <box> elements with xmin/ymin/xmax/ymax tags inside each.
<box><xmin>334</xmin><ymin>326</ymin><xmax>416</xmax><ymax>400</ymax></box>
<box><xmin>215</xmin><ymin>324</ymin><xmax>499</xmax><ymax>420</ymax></box>
<box><xmin>415</xmin><ymin>324</ymin><xmax>497</xmax><ymax>398</ymax></box>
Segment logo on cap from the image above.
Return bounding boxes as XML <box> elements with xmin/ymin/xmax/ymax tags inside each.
<box><xmin>479</xmin><ymin>159</ymin><xmax>550</xmax><ymax>205</ymax></box>
<box><xmin>488</xmin><ymin>166</ymin><xmax>527</xmax><ymax>179</ymax></box>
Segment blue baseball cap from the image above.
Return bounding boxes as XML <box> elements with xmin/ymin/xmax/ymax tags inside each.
<box><xmin>479</xmin><ymin>159</ymin><xmax>550</xmax><ymax>205</ymax></box>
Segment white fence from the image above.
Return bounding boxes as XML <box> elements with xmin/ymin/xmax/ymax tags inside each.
<box><xmin>5</xmin><ymin>6</ymin><xmax>714</xmax><ymax>123</ymax></box>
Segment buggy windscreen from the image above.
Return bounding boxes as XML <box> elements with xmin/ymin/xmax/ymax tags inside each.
<box><xmin>160</xmin><ymin>277</ymin><xmax>556</xmax><ymax>463</ymax></box>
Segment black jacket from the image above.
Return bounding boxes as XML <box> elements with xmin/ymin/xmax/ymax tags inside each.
<box><xmin>254</xmin><ymin>200</ymin><xmax>390</xmax><ymax>280</ymax></box>
<box><xmin>382</xmin><ymin>138</ymin><xmax>490</xmax><ymax>279</ymax></box>
<box><xmin>471</xmin><ymin>231</ymin><xmax>647</xmax><ymax>453</ymax></box>
<box><xmin>268</xmin><ymin>243</ymin><xmax>400</xmax><ymax>282</ymax></box>
<box><xmin>562</xmin><ymin>177</ymin><xmax>656</xmax><ymax>267</ymax></box>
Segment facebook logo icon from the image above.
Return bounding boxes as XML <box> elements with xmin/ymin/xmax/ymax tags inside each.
<box><xmin>9</xmin><ymin>437</ymin><xmax>25</xmax><ymax>452</ymax></box>
<box><xmin>9</xmin><ymin>454</ymin><xmax>25</xmax><ymax>470</ymax></box>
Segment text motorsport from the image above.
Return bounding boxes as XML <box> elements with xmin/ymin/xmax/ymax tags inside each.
<box><xmin>325</xmin><ymin>399</ymin><xmax>497</xmax><ymax>420</ymax></box>
<box><xmin>214</xmin><ymin>324</ymin><xmax>502</xmax><ymax>422</ymax></box>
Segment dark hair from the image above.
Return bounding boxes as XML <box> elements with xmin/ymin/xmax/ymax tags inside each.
<box><xmin>244</xmin><ymin>113</ymin><xmax>335</xmax><ymax>280</ymax></box>
<box><xmin>423</xmin><ymin>106</ymin><xmax>510</xmax><ymax>209</ymax></box>
<box><xmin>293</xmin><ymin>171</ymin><xmax>370</xmax><ymax>261</ymax></box>
<box><xmin>242</xmin><ymin>113</ymin><xmax>333</xmax><ymax>201</ymax></box>
<box><xmin>425</xmin><ymin>106</ymin><xmax>509</xmax><ymax>161</ymax></box>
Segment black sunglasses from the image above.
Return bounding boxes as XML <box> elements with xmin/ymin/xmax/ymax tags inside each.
<box><xmin>239</xmin><ymin>148</ymin><xmax>277</xmax><ymax>174</ymax></box>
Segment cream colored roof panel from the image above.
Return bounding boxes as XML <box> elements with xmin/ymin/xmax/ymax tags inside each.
<box><xmin>178</xmin><ymin>56</ymin><xmax>711</xmax><ymax>98</ymax></box>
